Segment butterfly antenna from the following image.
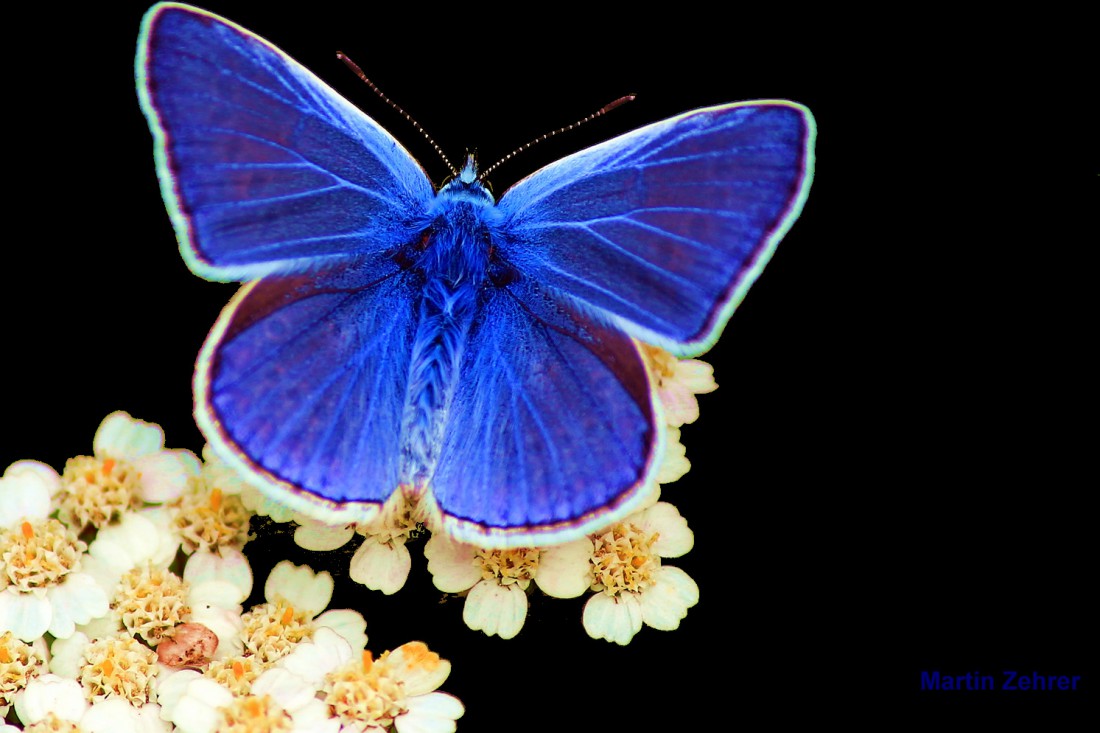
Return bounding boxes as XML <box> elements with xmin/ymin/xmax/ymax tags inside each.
<box><xmin>478</xmin><ymin>95</ymin><xmax>636</xmax><ymax>182</ymax></box>
<box><xmin>337</xmin><ymin>53</ymin><xmax>458</xmax><ymax>178</ymax></box>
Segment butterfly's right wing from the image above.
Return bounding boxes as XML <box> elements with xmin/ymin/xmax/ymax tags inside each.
<box><xmin>137</xmin><ymin>4</ymin><xmax>435</xmax><ymax>282</ymax></box>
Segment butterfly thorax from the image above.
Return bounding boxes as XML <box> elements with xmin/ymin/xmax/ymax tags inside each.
<box><xmin>399</xmin><ymin>183</ymin><xmax>499</xmax><ymax>487</ymax></box>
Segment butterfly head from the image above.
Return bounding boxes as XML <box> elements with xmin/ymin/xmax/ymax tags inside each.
<box><xmin>438</xmin><ymin>154</ymin><xmax>494</xmax><ymax>203</ymax></box>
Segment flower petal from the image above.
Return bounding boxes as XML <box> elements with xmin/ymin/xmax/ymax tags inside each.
<box><xmin>154</xmin><ymin>668</ymin><xmax>202</xmax><ymax>721</ymax></box>
<box><xmin>394</xmin><ymin>692</ymin><xmax>464</xmax><ymax>733</ymax></box>
<box><xmin>312</xmin><ymin>609</ymin><xmax>367</xmax><ymax>652</ymax></box>
<box><xmin>388</xmin><ymin>642</ymin><xmax>450</xmax><ymax>695</ymax></box>
<box><xmin>423</xmin><ymin>535</ymin><xmax>480</xmax><ymax>593</ymax></box>
<box><xmin>637</xmin><ymin>502</ymin><xmax>694</xmax><ymax>558</ymax></box>
<box><xmin>533</xmin><ymin>538</ymin><xmax>593</xmax><ymax>599</ymax></box>
<box><xmin>133</xmin><ymin>449</ymin><xmax>200</xmax><ymax>504</ymax></box>
<box><xmin>252</xmin><ymin>667</ymin><xmax>317</xmax><ymax>713</ymax></box>
<box><xmin>13</xmin><ymin>673</ymin><xmax>88</xmax><ymax>724</ymax></box>
<box><xmin>45</xmin><ymin>573</ymin><xmax>109</xmax><ymax>639</ymax></box>
<box><xmin>639</xmin><ymin>566</ymin><xmax>699</xmax><ymax>631</ymax></box>
<box><xmin>0</xmin><ymin>588</ymin><xmax>51</xmax><ymax>642</ymax></box>
<box><xmin>656</xmin><ymin>427</ymin><xmax>691</xmax><ymax>484</ymax></box>
<box><xmin>350</xmin><ymin>539</ymin><xmax>411</xmax><ymax>595</ymax></box>
<box><xmin>94</xmin><ymin>412</ymin><xmax>164</xmax><ymax>461</ymax></box>
<box><xmin>292</xmin><ymin>516</ymin><xmax>355</xmax><ymax>551</ymax></box>
<box><xmin>0</xmin><ymin>462</ymin><xmax>54</xmax><ymax>527</ymax></box>
<box><xmin>264</xmin><ymin>561</ymin><xmax>333</xmax><ymax>616</ymax></box>
<box><xmin>582</xmin><ymin>592</ymin><xmax>643</xmax><ymax>645</ymax></box>
<box><xmin>184</xmin><ymin>548</ymin><xmax>253</xmax><ymax>605</ymax></box>
<box><xmin>49</xmin><ymin>631</ymin><xmax>90</xmax><ymax>678</ymax></box>
<box><xmin>462</xmin><ymin>581</ymin><xmax>527</xmax><ymax>640</ymax></box>
<box><xmin>277</xmin><ymin>627</ymin><xmax>352</xmax><ymax>685</ymax></box>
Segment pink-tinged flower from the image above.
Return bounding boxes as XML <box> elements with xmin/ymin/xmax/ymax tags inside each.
<box><xmin>583</xmin><ymin>501</ymin><xmax>699</xmax><ymax>645</ymax></box>
<box><xmin>57</xmin><ymin>412</ymin><xmax>199</xmax><ymax>530</ymax></box>
<box><xmin>424</xmin><ymin>534</ymin><xmax>592</xmax><ymax>639</ymax></box>
<box><xmin>0</xmin><ymin>462</ymin><xmax>109</xmax><ymax>641</ymax></box>
<box><xmin>642</xmin><ymin>346</ymin><xmax>718</xmax><ymax>427</ymax></box>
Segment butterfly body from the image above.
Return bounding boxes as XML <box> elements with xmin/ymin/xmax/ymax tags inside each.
<box><xmin>401</xmin><ymin>161</ymin><xmax>497</xmax><ymax>486</ymax></box>
<box><xmin>137</xmin><ymin>3</ymin><xmax>816</xmax><ymax>547</ymax></box>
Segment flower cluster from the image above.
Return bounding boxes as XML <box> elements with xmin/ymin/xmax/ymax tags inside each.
<box><xmin>2</xmin><ymin>346</ymin><xmax>711</xmax><ymax>727</ymax></box>
<box><xmin>1</xmin><ymin>413</ymin><xmax>462</xmax><ymax>732</ymax></box>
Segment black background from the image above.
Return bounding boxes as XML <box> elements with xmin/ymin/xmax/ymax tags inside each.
<box><xmin>4</xmin><ymin>2</ymin><xmax>1093</xmax><ymax>726</ymax></box>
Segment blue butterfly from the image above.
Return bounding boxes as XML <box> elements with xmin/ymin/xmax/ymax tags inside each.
<box><xmin>136</xmin><ymin>3</ymin><xmax>816</xmax><ymax>548</ymax></box>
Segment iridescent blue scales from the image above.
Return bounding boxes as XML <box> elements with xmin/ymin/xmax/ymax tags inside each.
<box><xmin>136</xmin><ymin>3</ymin><xmax>816</xmax><ymax>547</ymax></box>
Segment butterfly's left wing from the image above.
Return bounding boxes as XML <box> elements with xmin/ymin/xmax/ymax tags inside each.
<box><xmin>496</xmin><ymin>101</ymin><xmax>815</xmax><ymax>355</ymax></box>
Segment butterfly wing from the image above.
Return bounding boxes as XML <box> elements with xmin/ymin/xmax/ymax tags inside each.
<box><xmin>428</xmin><ymin>278</ymin><xmax>660</xmax><ymax>547</ymax></box>
<box><xmin>195</xmin><ymin>265</ymin><xmax>418</xmax><ymax>520</ymax></box>
<box><xmin>138</xmin><ymin>4</ymin><xmax>436</xmax><ymax>520</ymax></box>
<box><xmin>137</xmin><ymin>4</ymin><xmax>434</xmax><ymax>282</ymax></box>
<box><xmin>497</xmin><ymin>102</ymin><xmax>815</xmax><ymax>355</ymax></box>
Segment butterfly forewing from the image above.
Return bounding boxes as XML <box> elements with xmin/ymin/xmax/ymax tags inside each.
<box><xmin>137</xmin><ymin>4</ymin><xmax>434</xmax><ymax>282</ymax></box>
<box><xmin>497</xmin><ymin>103</ymin><xmax>815</xmax><ymax>355</ymax></box>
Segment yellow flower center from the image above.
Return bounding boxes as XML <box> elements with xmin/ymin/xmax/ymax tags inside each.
<box><xmin>80</xmin><ymin>635</ymin><xmax>158</xmax><ymax>704</ymax></box>
<box><xmin>115</xmin><ymin>564</ymin><xmax>191</xmax><ymax>643</ymax></box>
<box><xmin>218</xmin><ymin>694</ymin><xmax>293</xmax><ymax>733</ymax></box>
<box><xmin>324</xmin><ymin>650</ymin><xmax>408</xmax><ymax>728</ymax></box>
<box><xmin>205</xmin><ymin>656</ymin><xmax>261</xmax><ymax>696</ymax></box>
<box><xmin>172</xmin><ymin>483</ymin><xmax>252</xmax><ymax>553</ymax></box>
<box><xmin>1</xmin><ymin>631</ymin><xmax>43</xmax><ymax>707</ymax></box>
<box><xmin>240</xmin><ymin>601</ymin><xmax>311</xmax><ymax>665</ymax></box>
<box><xmin>0</xmin><ymin>518</ymin><xmax>85</xmax><ymax>591</ymax></box>
<box><xmin>59</xmin><ymin>454</ymin><xmax>138</xmax><ymax>529</ymax></box>
<box><xmin>590</xmin><ymin>521</ymin><xmax>660</xmax><ymax>595</ymax></box>
<box><xmin>356</xmin><ymin>492</ymin><xmax>424</xmax><ymax>545</ymax></box>
<box><xmin>475</xmin><ymin>548</ymin><xmax>540</xmax><ymax>588</ymax></box>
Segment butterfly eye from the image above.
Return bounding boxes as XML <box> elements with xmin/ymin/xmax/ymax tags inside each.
<box><xmin>488</xmin><ymin>260</ymin><xmax>518</xmax><ymax>288</ymax></box>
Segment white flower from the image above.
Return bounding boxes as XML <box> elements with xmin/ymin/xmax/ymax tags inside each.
<box><xmin>239</xmin><ymin>561</ymin><xmax>366</xmax><ymax>666</ymax></box>
<box><xmin>321</xmin><ymin>640</ymin><xmax>463</xmax><ymax>733</ymax></box>
<box><xmin>424</xmin><ymin>534</ymin><xmax>592</xmax><ymax>639</ymax></box>
<box><xmin>160</xmin><ymin>666</ymin><xmax>336</xmax><ymax>733</ymax></box>
<box><xmin>643</xmin><ymin>347</ymin><xmax>718</xmax><ymax>427</ymax></box>
<box><xmin>170</xmin><ymin>456</ymin><xmax>253</xmax><ymax>555</ymax></box>
<box><xmin>0</xmin><ymin>462</ymin><xmax>109</xmax><ymax>641</ymax></box>
<box><xmin>12</xmin><ymin>672</ymin><xmax>167</xmax><ymax>730</ymax></box>
<box><xmin>349</xmin><ymin>492</ymin><xmax>424</xmax><ymax>595</ymax></box>
<box><xmin>58</xmin><ymin>413</ymin><xmax>199</xmax><ymax>529</ymax></box>
<box><xmin>81</xmin><ymin>510</ymin><xmax>182</xmax><ymax>596</ymax></box>
<box><xmin>583</xmin><ymin>501</ymin><xmax>699</xmax><ymax>645</ymax></box>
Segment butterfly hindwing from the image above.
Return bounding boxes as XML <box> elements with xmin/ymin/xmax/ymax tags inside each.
<box><xmin>195</xmin><ymin>262</ymin><xmax>418</xmax><ymax>520</ymax></box>
<box><xmin>137</xmin><ymin>4</ymin><xmax>434</xmax><ymax>282</ymax></box>
<box><xmin>428</xmin><ymin>277</ymin><xmax>660</xmax><ymax>546</ymax></box>
<box><xmin>497</xmin><ymin>102</ymin><xmax>815</xmax><ymax>355</ymax></box>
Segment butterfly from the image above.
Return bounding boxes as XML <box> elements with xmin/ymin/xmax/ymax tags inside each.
<box><xmin>136</xmin><ymin>3</ymin><xmax>816</xmax><ymax>548</ymax></box>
